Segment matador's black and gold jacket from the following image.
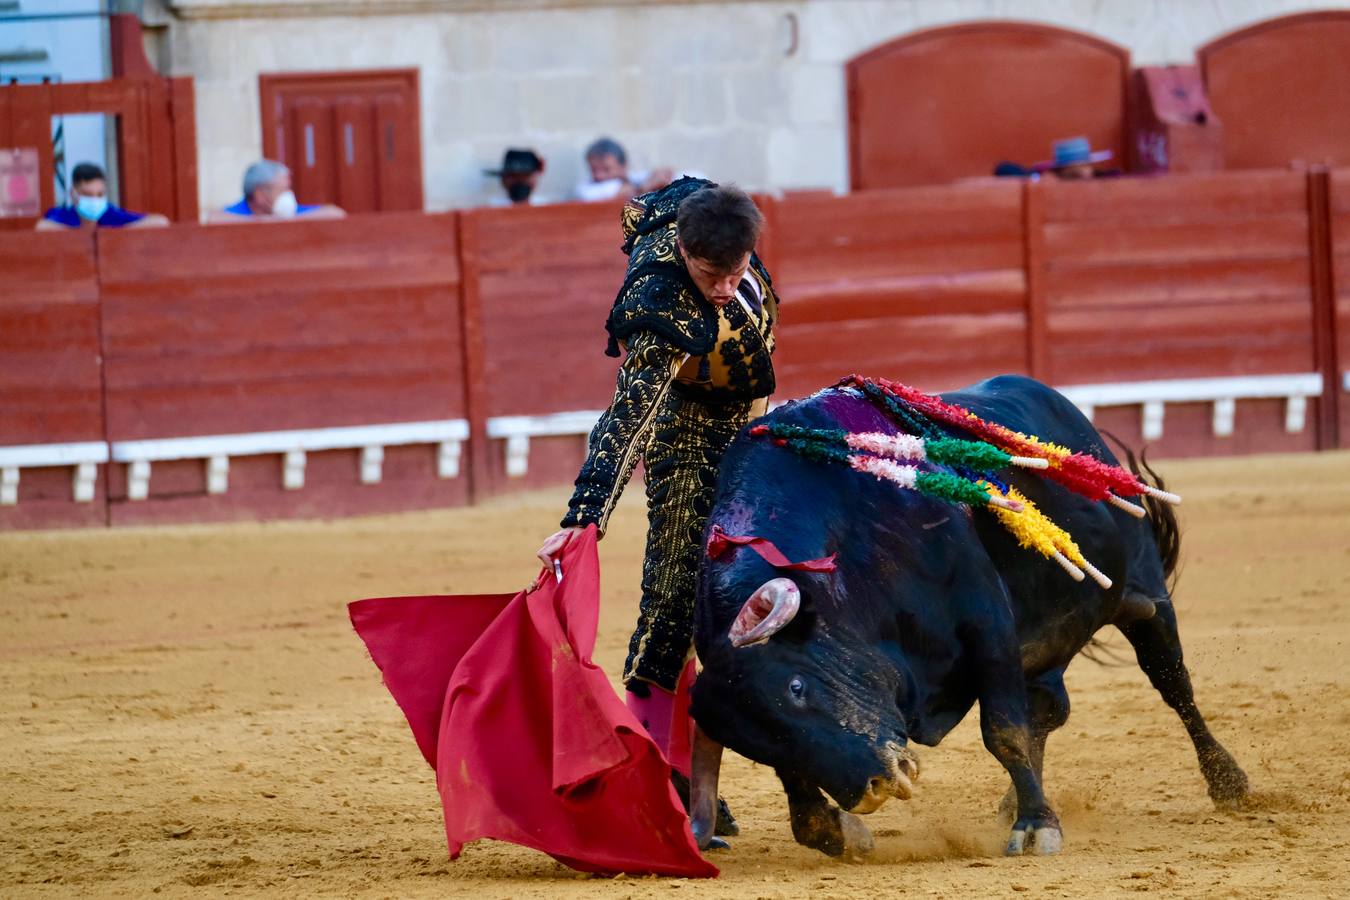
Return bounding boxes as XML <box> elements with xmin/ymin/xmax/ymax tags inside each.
<box><xmin>561</xmin><ymin>177</ymin><xmax>780</xmax><ymax>533</ymax></box>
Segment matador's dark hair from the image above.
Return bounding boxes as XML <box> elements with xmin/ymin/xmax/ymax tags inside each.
<box><xmin>676</xmin><ymin>184</ymin><xmax>763</xmax><ymax>272</ymax></box>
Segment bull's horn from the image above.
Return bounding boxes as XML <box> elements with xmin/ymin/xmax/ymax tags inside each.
<box><xmin>728</xmin><ymin>577</ymin><xmax>800</xmax><ymax>648</ymax></box>
<box><xmin>689</xmin><ymin>724</ymin><xmax>724</xmax><ymax>851</ymax></box>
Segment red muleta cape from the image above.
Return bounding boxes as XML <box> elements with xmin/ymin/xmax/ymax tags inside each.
<box><xmin>348</xmin><ymin>525</ymin><xmax>716</xmax><ymax>878</ymax></box>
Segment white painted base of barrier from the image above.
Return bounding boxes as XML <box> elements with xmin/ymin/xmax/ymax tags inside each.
<box><xmin>1056</xmin><ymin>373</ymin><xmax>1323</xmax><ymax>440</ymax></box>
<box><xmin>484</xmin><ymin>374</ymin><xmax>1332</xmax><ymax>476</ymax></box>
<box><xmin>487</xmin><ymin>411</ymin><xmax>604</xmax><ymax>477</ymax></box>
<box><xmin>0</xmin><ymin>422</ymin><xmax>468</xmax><ymax>509</ymax></box>
<box><xmin>0</xmin><ymin>442</ymin><xmax>110</xmax><ymax>505</ymax></box>
<box><xmin>107</xmin><ymin>420</ymin><xmax>470</xmax><ymax>502</ymax></box>
<box><xmin>1</xmin><ymin>373</ymin><xmax>1342</xmax><ymax>510</ymax></box>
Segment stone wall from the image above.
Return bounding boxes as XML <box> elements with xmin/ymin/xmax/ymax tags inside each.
<box><xmin>158</xmin><ymin>0</ymin><xmax>1348</xmax><ymax>213</ymax></box>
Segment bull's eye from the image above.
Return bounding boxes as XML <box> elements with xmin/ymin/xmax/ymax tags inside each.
<box><xmin>787</xmin><ymin>676</ymin><xmax>806</xmax><ymax>705</ymax></box>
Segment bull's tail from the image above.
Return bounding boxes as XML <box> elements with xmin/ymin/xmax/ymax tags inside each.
<box><xmin>1078</xmin><ymin>435</ymin><xmax>1182</xmax><ymax>667</ymax></box>
<box><xmin>1108</xmin><ymin>436</ymin><xmax>1181</xmax><ymax>593</ymax></box>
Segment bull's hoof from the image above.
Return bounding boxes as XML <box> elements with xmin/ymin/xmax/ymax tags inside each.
<box><xmin>691</xmin><ymin>817</ymin><xmax>730</xmax><ymax>852</ymax></box>
<box><xmin>1005</xmin><ymin>818</ymin><xmax>1063</xmax><ymax>856</ymax></box>
<box><xmin>838</xmin><ymin>810</ymin><xmax>875</xmax><ymax>860</ymax></box>
<box><xmin>1209</xmin><ymin>776</ymin><xmax>1251</xmax><ymax>810</ymax></box>
<box><xmin>1200</xmin><ymin>748</ymin><xmax>1250</xmax><ymax>809</ymax></box>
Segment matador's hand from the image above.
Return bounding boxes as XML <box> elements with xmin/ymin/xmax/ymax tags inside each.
<box><xmin>527</xmin><ymin>526</ymin><xmax>585</xmax><ymax>592</ymax></box>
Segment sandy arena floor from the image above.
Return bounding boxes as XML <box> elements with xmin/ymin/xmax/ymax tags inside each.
<box><xmin>2</xmin><ymin>451</ymin><xmax>1349</xmax><ymax>898</ymax></box>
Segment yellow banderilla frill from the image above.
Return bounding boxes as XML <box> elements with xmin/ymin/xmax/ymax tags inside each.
<box><xmin>981</xmin><ymin>483</ymin><xmax>1112</xmax><ymax>590</ymax></box>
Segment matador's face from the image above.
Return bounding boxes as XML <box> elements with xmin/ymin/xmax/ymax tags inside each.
<box><xmin>679</xmin><ymin>244</ymin><xmax>751</xmax><ymax>308</ymax></box>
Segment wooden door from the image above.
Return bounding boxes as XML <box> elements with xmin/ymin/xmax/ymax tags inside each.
<box><xmin>0</xmin><ymin>77</ymin><xmax>197</xmax><ymax>231</ymax></box>
<box><xmin>260</xmin><ymin>69</ymin><xmax>422</xmax><ymax>213</ymax></box>
<box><xmin>846</xmin><ymin>23</ymin><xmax>1130</xmax><ymax>190</ymax></box>
<box><xmin>1199</xmin><ymin>11</ymin><xmax>1350</xmax><ymax>170</ymax></box>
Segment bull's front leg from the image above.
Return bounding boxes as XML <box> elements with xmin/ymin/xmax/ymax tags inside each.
<box><xmin>778</xmin><ymin>773</ymin><xmax>874</xmax><ymax>859</ymax></box>
<box><xmin>979</xmin><ymin>700</ymin><xmax>1062</xmax><ymax>855</ymax></box>
<box><xmin>962</xmin><ymin>618</ymin><xmax>1063</xmax><ymax>855</ymax></box>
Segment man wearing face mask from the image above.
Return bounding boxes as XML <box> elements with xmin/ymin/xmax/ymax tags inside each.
<box><xmin>485</xmin><ymin>148</ymin><xmax>548</xmax><ymax>206</ymax></box>
<box><xmin>36</xmin><ymin>163</ymin><xmax>169</xmax><ymax>230</ymax></box>
<box><xmin>532</xmin><ymin>179</ymin><xmax>777</xmax><ymax>835</ymax></box>
<box><xmin>574</xmin><ymin>137</ymin><xmax>676</xmax><ymax>202</ymax></box>
<box><xmin>208</xmin><ymin>159</ymin><xmax>345</xmax><ymax>222</ymax></box>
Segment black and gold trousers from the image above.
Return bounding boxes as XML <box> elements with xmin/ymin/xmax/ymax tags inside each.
<box><xmin>625</xmin><ymin>392</ymin><xmax>754</xmax><ymax>691</ymax></box>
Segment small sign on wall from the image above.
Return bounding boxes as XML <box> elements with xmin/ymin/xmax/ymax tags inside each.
<box><xmin>1</xmin><ymin>148</ymin><xmax>41</xmax><ymax>217</ymax></box>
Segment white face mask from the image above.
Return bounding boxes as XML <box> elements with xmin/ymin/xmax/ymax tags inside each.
<box><xmin>271</xmin><ymin>190</ymin><xmax>298</xmax><ymax>218</ymax></box>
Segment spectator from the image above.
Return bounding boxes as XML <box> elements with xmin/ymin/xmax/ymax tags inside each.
<box><xmin>574</xmin><ymin>137</ymin><xmax>674</xmax><ymax>202</ymax></box>
<box><xmin>485</xmin><ymin>148</ymin><xmax>547</xmax><ymax>206</ymax></box>
<box><xmin>206</xmin><ymin>159</ymin><xmax>345</xmax><ymax>222</ymax></box>
<box><xmin>992</xmin><ymin>161</ymin><xmax>1036</xmax><ymax>179</ymax></box>
<box><xmin>1033</xmin><ymin>137</ymin><xmax>1115</xmax><ymax>180</ymax></box>
<box><xmin>35</xmin><ymin>162</ymin><xmax>169</xmax><ymax>230</ymax></box>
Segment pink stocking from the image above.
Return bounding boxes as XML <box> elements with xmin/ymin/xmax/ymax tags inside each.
<box><xmin>627</xmin><ymin>683</ymin><xmax>677</xmax><ymax>759</ymax></box>
<box><xmin>626</xmin><ymin>661</ymin><xmax>702</xmax><ymax>777</ymax></box>
<box><xmin>627</xmin><ymin>660</ymin><xmax>699</xmax><ymax>776</ymax></box>
<box><xmin>667</xmin><ymin>659</ymin><xmax>697</xmax><ymax>777</ymax></box>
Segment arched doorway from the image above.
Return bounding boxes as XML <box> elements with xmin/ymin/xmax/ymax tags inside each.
<box><xmin>1199</xmin><ymin>11</ymin><xmax>1350</xmax><ymax>170</ymax></box>
<box><xmin>847</xmin><ymin>22</ymin><xmax>1130</xmax><ymax>190</ymax></box>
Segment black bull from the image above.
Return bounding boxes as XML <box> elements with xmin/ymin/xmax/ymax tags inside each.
<box><xmin>687</xmin><ymin>375</ymin><xmax>1249</xmax><ymax>857</ymax></box>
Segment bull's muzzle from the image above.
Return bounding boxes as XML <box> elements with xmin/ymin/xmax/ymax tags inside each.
<box><xmin>728</xmin><ymin>577</ymin><xmax>800</xmax><ymax>648</ymax></box>
<box><xmin>848</xmin><ymin>742</ymin><xmax>921</xmax><ymax>815</ymax></box>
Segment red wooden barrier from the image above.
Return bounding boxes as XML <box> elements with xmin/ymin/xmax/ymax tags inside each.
<box><xmin>95</xmin><ymin>213</ymin><xmax>469</xmax><ymax>523</ymax></box>
<box><xmin>1032</xmin><ymin>170</ymin><xmax>1322</xmax><ymax>456</ymax></box>
<box><xmin>2</xmin><ymin>171</ymin><xmax>1345</xmax><ymax>530</ymax></box>
<box><xmin>770</xmin><ymin>182</ymin><xmax>1029</xmax><ymax>397</ymax></box>
<box><xmin>0</xmin><ymin>231</ymin><xmax>106</xmax><ymax>529</ymax></box>
<box><xmin>1330</xmin><ymin>169</ymin><xmax>1350</xmax><ymax>448</ymax></box>
<box><xmin>457</xmin><ymin>201</ymin><xmax>630</xmax><ymax>495</ymax></box>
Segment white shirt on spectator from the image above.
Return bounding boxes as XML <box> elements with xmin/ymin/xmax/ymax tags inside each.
<box><xmin>488</xmin><ymin>193</ymin><xmax>553</xmax><ymax>208</ymax></box>
<box><xmin>573</xmin><ymin>173</ymin><xmax>649</xmax><ymax>202</ymax></box>
<box><xmin>573</xmin><ymin>170</ymin><xmax>706</xmax><ymax>202</ymax></box>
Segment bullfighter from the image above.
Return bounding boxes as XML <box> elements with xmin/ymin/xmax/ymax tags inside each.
<box><xmin>534</xmin><ymin>177</ymin><xmax>779</xmax><ymax>790</ymax></box>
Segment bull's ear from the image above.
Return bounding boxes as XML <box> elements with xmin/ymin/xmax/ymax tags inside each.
<box><xmin>728</xmin><ymin>577</ymin><xmax>800</xmax><ymax>647</ymax></box>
